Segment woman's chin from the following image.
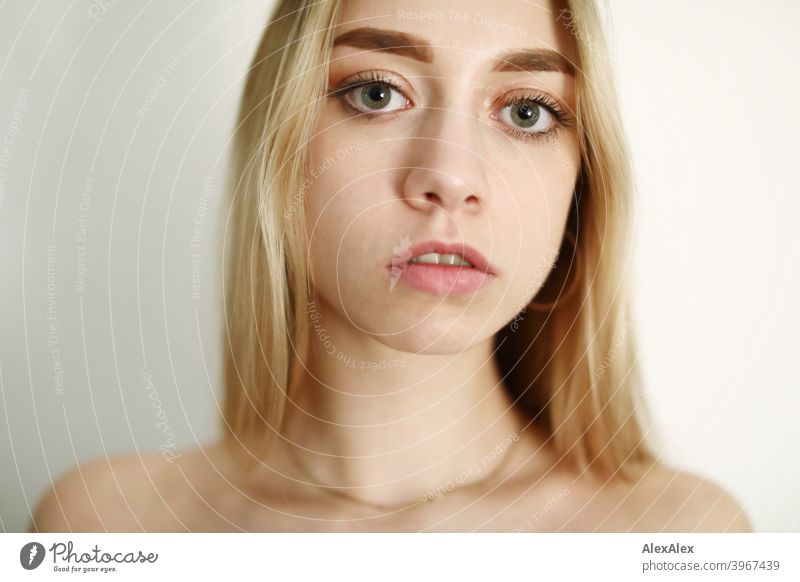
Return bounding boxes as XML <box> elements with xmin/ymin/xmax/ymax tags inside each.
<box><xmin>366</xmin><ymin>323</ymin><xmax>495</xmax><ymax>356</ymax></box>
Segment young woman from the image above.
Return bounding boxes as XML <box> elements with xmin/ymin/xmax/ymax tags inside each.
<box><xmin>32</xmin><ymin>0</ymin><xmax>753</xmax><ymax>532</ymax></box>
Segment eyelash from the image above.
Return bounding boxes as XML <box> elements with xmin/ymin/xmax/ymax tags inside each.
<box><xmin>327</xmin><ymin>71</ymin><xmax>572</xmax><ymax>143</ymax></box>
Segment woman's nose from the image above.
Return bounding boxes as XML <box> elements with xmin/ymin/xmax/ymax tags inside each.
<box><xmin>401</xmin><ymin>108</ymin><xmax>492</xmax><ymax>218</ymax></box>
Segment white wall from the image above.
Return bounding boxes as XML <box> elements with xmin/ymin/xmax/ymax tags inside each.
<box><xmin>0</xmin><ymin>0</ymin><xmax>797</xmax><ymax>532</ymax></box>
<box><xmin>611</xmin><ymin>0</ymin><xmax>800</xmax><ymax>532</ymax></box>
<box><xmin>0</xmin><ymin>0</ymin><xmax>273</xmax><ymax>532</ymax></box>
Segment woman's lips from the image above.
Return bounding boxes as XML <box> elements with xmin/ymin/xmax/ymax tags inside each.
<box><xmin>386</xmin><ymin>240</ymin><xmax>497</xmax><ymax>296</ymax></box>
<box><xmin>390</xmin><ymin>262</ymin><xmax>495</xmax><ymax>295</ymax></box>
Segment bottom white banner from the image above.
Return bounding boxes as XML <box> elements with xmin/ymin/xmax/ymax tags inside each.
<box><xmin>1</xmin><ymin>533</ymin><xmax>795</xmax><ymax>581</ymax></box>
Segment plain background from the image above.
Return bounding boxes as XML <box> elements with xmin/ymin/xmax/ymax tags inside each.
<box><xmin>0</xmin><ymin>0</ymin><xmax>798</xmax><ymax>532</ymax></box>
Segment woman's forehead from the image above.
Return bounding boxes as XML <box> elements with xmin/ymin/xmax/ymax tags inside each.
<box><xmin>334</xmin><ymin>0</ymin><xmax>578</xmax><ymax>64</ymax></box>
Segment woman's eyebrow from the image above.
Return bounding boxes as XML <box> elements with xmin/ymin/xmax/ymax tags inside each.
<box><xmin>333</xmin><ymin>26</ymin><xmax>433</xmax><ymax>63</ymax></box>
<box><xmin>332</xmin><ymin>26</ymin><xmax>574</xmax><ymax>75</ymax></box>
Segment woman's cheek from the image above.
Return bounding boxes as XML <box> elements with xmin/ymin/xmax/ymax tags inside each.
<box><xmin>304</xmin><ymin>166</ymin><xmax>382</xmax><ymax>295</ymax></box>
<box><xmin>493</xmin><ymin>173</ymin><xmax>571</xmax><ymax>301</ymax></box>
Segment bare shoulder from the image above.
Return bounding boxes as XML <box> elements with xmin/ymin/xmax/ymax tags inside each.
<box><xmin>626</xmin><ymin>463</ymin><xmax>754</xmax><ymax>532</ymax></box>
<box><xmin>30</xmin><ymin>446</ymin><xmax>216</xmax><ymax>532</ymax></box>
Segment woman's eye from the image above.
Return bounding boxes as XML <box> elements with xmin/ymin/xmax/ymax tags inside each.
<box><xmin>343</xmin><ymin>82</ymin><xmax>411</xmax><ymax>114</ymax></box>
<box><xmin>497</xmin><ymin>100</ymin><xmax>556</xmax><ymax>134</ymax></box>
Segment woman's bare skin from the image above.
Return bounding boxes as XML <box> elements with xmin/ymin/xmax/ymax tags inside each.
<box><xmin>30</xmin><ymin>430</ymin><xmax>752</xmax><ymax>533</ymax></box>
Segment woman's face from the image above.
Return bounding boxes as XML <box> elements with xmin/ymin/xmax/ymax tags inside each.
<box><xmin>304</xmin><ymin>0</ymin><xmax>579</xmax><ymax>354</ymax></box>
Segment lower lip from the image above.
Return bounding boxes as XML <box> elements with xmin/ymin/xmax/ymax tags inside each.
<box><xmin>390</xmin><ymin>263</ymin><xmax>494</xmax><ymax>295</ymax></box>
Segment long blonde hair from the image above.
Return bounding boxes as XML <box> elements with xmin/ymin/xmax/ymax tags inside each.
<box><xmin>222</xmin><ymin>0</ymin><xmax>656</xmax><ymax>480</ymax></box>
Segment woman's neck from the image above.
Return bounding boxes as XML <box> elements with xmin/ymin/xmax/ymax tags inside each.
<box><xmin>277</xmin><ymin>297</ymin><xmax>546</xmax><ymax>508</ymax></box>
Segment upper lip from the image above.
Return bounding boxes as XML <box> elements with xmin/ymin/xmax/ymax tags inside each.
<box><xmin>390</xmin><ymin>240</ymin><xmax>497</xmax><ymax>275</ymax></box>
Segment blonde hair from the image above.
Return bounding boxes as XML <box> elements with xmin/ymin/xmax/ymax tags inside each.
<box><xmin>222</xmin><ymin>0</ymin><xmax>656</xmax><ymax>480</ymax></box>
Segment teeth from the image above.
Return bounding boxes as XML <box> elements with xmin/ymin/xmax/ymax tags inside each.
<box><xmin>408</xmin><ymin>252</ymin><xmax>474</xmax><ymax>267</ymax></box>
